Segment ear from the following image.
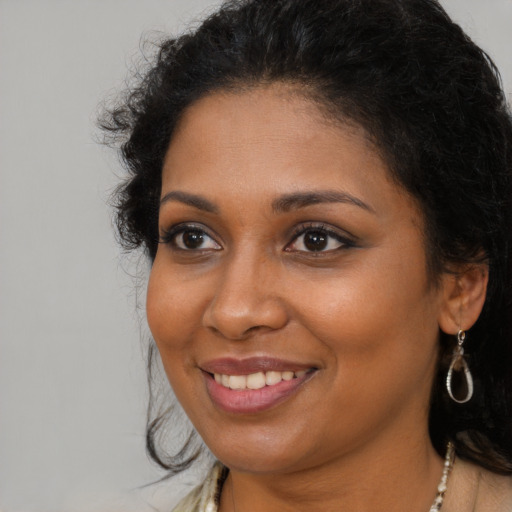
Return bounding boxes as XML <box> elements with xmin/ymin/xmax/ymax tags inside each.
<box><xmin>437</xmin><ymin>263</ymin><xmax>489</xmax><ymax>335</ymax></box>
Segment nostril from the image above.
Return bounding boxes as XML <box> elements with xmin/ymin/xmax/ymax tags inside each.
<box><xmin>245</xmin><ymin>325</ymin><xmax>266</xmax><ymax>335</ymax></box>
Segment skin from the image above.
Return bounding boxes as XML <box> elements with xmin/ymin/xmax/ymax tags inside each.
<box><xmin>147</xmin><ymin>85</ymin><xmax>488</xmax><ymax>512</ymax></box>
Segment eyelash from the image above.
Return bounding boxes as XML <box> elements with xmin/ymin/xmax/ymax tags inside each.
<box><xmin>159</xmin><ymin>222</ymin><xmax>356</xmax><ymax>254</ymax></box>
<box><xmin>286</xmin><ymin>223</ymin><xmax>356</xmax><ymax>254</ymax></box>
<box><xmin>159</xmin><ymin>223</ymin><xmax>221</xmax><ymax>251</ymax></box>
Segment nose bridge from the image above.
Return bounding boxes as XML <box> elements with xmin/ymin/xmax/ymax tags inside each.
<box><xmin>202</xmin><ymin>244</ymin><xmax>288</xmax><ymax>339</ymax></box>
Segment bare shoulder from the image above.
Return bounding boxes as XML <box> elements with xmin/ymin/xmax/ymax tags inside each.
<box><xmin>445</xmin><ymin>457</ymin><xmax>512</xmax><ymax>512</ymax></box>
<box><xmin>477</xmin><ymin>465</ymin><xmax>512</xmax><ymax>512</ymax></box>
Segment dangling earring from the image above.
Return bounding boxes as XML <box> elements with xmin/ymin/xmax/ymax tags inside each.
<box><xmin>446</xmin><ymin>329</ymin><xmax>474</xmax><ymax>404</ymax></box>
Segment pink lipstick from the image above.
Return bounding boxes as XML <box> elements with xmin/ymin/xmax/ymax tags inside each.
<box><xmin>201</xmin><ymin>357</ymin><xmax>317</xmax><ymax>414</ymax></box>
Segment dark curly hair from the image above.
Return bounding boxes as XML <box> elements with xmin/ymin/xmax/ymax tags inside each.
<box><xmin>100</xmin><ymin>0</ymin><xmax>512</xmax><ymax>476</ymax></box>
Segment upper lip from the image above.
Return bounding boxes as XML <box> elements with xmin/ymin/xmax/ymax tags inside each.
<box><xmin>200</xmin><ymin>357</ymin><xmax>316</xmax><ymax>375</ymax></box>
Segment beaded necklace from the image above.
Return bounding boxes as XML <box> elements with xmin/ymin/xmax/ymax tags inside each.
<box><xmin>429</xmin><ymin>442</ymin><xmax>455</xmax><ymax>512</ymax></box>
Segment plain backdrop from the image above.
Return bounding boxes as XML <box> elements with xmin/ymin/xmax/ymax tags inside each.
<box><xmin>0</xmin><ymin>1</ymin><xmax>511</xmax><ymax>511</ymax></box>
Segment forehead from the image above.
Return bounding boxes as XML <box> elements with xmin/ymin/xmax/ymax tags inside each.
<box><xmin>161</xmin><ymin>85</ymin><xmax>417</xmax><ymax>222</ymax></box>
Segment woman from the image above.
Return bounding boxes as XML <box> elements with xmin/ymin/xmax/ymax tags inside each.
<box><xmin>101</xmin><ymin>0</ymin><xmax>512</xmax><ymax>510</ymax></box>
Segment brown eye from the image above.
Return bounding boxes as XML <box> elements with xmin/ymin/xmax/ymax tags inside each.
<box><xmin>182</xmin><ymin>230</ymin><xmax>206</xmax><ymax>249</ymax></box>
<box><xmin>286</xmin><ymin>226</ymin><xmax>351</xmax><ymax>253</ymax></box>
<box><xmin>303</xmin><ymin>231</ymin><xmax>328</xmax><ymax>251</ymax></box>
<box><xmin>176</xmin><ymin>229</ymin><xmax>221</xmax><ymax>250</ymax></box>
<box><xmin>161</xmin><ymin>226</ymin><xmax>222</xmax><ymax>251</ymax></box>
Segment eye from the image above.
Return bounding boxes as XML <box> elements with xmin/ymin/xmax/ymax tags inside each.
<box><xmin>286</xmin><ymin>225</ymin><xmax>353</xmax><ymax>253</ymax></box>
<box><xmin>160</xmin><ymin>225</ymin><xmax>221</xmax><ymax>251</ymax></box>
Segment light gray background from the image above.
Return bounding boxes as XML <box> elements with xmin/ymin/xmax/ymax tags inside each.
<box><xmin>1</xmin><ymin>1</ymin><xmax>511</xmax><ymax>511</ymax></box>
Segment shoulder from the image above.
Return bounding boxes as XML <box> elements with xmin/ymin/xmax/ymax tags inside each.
<box><xmin>445</xmin><ymin>457</ymin><xmax>512</xmax><ymax>512</ymax></box>
<box><xmin>476</xmin><ymin>465</ymin><xmax>512</xmax><ymax>512</ymax></box>
<box><xmin>172</xmin><ymin>462</ymin><xmax>228</xmax><ymax>512</ymax></box>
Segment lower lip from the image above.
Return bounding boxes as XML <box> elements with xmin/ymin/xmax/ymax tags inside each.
<box><xmin>203</xmin><ymin>371</ymin><xmax>315</xmax><ymax>414</ymax></box>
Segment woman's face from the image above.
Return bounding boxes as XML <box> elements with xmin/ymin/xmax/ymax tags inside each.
<box><xmin>147</xmin><ymin>85</ymin><xmax>452</xmax><ymax>474</ymax></box>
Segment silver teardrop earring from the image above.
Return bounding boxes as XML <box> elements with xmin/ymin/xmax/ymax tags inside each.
<box><xmin>446</xmin><ymin>329</ymin><xmax>474</xmax><ymax>404</ymax></box>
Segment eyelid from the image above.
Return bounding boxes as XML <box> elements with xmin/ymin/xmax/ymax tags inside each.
<box><xmin>285</xmin><ymin>222</ymin><xmax>356</xmax><ymax>253</ymax></box>
<box><xmin>159</xmin><ymin>222</ymin><xmax>222</xmax><ymax>250</ymax></box>
<box><xmin>158</xmin><ymin>221</ymin><xmax>356</xmax><ymax>253</ymax></box>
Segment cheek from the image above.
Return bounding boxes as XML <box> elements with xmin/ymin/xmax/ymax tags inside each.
<box><xmin>146</xmin><ymin>268</ymin><xmax>173</xmax><ymax>346</ymax></box>
<box><xmin>288</xmin><ymin>249</ymin><xmax>439</xmax><ymax>365</ymax></box>
<box><xmin>146</xmin><ymin>263</ymin><xmax>202</xmax><ymax>404</ymax></box>
<box><xmin>146</xmin><ymin>259</ymin><xmax>200</xmax><ymax>359</ymax></box>
<box><xmin>294</xmin><ymin>266</ymin><xmax>439</xmax><ymax>434</ymax></box>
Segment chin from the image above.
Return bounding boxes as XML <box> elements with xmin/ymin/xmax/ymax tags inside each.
<box><xmin>200</xmin><ymin>426</ymin><xmax>322</xmax><ymax>475</ymax></box>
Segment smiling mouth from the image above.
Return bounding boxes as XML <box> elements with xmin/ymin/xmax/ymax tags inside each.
<box><xmin>203</xmin><ymin>366</ymin><xmax>317</xmax><ymax>414</ymax></box>
<box><xmin>213</xmin><ymin>370</ymin><xmax>308</xmax><ymax>390</ymax></box>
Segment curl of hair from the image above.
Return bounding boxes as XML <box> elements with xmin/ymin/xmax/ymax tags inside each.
<box><xmin>100</xmin><ymin>0</ymin><xmax>512</xmax><ymax>476</ymax></box>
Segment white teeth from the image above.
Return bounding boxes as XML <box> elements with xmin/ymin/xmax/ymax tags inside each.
<box><xmin>229</xmin><ymin>375</ymin><xmax>247</xmax><ymax>390</ymax></box>
<box><xmin>265</xmin><ymin>371</ymin><xmax>282</xmax><ymax>386</ymax></box>
<box><xmin>247</xmin><ymin>372</ymin><xmax>266</xmax><ymax>390</ymax></box>
<box><xmin>213</xmin><ymin>370</ymin><xmax>309</xmax><ymax>390</ymax></box>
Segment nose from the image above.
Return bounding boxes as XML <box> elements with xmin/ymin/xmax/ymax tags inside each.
<box><xmin>202</xmin><ymin>251</ymin><xmax>289</xmax><ymax>340</ymax></box>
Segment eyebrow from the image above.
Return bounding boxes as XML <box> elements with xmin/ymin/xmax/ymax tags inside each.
<box><xmin>159</xmin><ymin>189</ymin><xmax>374</xmax><ymax>215</ymax></box>
<box><xmin>271</xmin><ymin>190</ymin><xmax>375</xmax><ymax>214</ymax></box>
<box><xmin>160</xmin><ymin>191</ymin><xmax>219</xmax><ymax>213</ymax></box>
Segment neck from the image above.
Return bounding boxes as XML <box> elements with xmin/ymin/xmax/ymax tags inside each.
<box><xmin>220</xmin><ymin>431</ymin><xmax>444</xmax><ymax>512</ymax></box>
